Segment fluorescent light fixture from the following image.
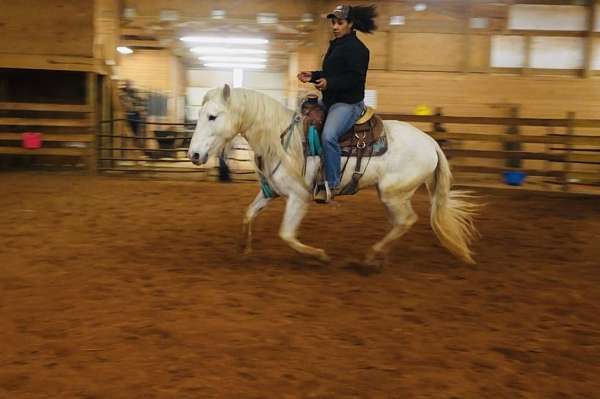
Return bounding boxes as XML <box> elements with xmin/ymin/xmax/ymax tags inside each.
<box><xmin>190</xmin><ymin>47</ymin><xmax>267</xmax><ymax>55</ymax></box>
<box><xmin>211</xmin><ymin>9</ymin><xmax>226</xmax><ymax>19</ymax></box>
<box><xmin>301</xmin><ymin>13</ymin><xmax>314</xmax><ymax>23</ymax></box>
<box><xmin>414</xmin><ymin>3</ymin><xmax>427</xmax><ymax>11</ymax></box>
<box><xmin>389</xmin><ymin>16</ymin><xmax>405</xmax><ymax>26</ymax></box>
<box><xmin>257</xmin><ymin>12</ymin><xmax>278</xmax><ymax>24</ymax></box>
<box><xmin>160</xmin><ymin>9</ymin><xmax>178</xmax><ymax>21</ymax></box>
<box><xmin>204</xmin><ymin>63</ymin><xmax>266</xmax><ymax>69</ymax></box>
<box><xmin>199</xmin><ymin>56</ymin><xmax>267</xmax><ymax>63</ymax></box>
<box><xmin>117</xmin><ymin>46</ymin><xmax>133</xmax><ymax>54</ymax></box>
<box><xmin>180</xmin><ymin>36</ymin><xmax>268</xmax><ymax>45</ymax></box>
<box><xmin>123</xmin><ymin>7</ymin><xmax>136</xmax><ymax>19</ymax></box>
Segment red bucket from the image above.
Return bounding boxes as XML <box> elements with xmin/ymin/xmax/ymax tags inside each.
<box><xmin>22</xmin><ymin>132</ymin><xmax>43</xmax><ymax>149</ymax></box>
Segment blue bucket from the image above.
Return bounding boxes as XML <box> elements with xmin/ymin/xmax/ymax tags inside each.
<box><xmin>503</xmin><ymin>170</ymin><xmax>527</xmax><ymax>186</ymax></box>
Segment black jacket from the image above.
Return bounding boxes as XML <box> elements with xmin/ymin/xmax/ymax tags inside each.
<box><xmin>311</xmin><ymin>31</ymin><xmax>369</xmax><ymax>108</ymax></box>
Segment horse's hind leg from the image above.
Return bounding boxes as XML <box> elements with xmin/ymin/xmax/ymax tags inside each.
<box><xmin>366</xmin><ymin>190</ymin><xmax>418</xmax><ymax>268</ymax></box>
<box><xmin>280</xmin><ymin>195</ymin><xmax>330</xmax><ymax>263</ymax></box>
<box><xmin>241</xmin><ymin>191</ymin><xmax>272</xmax><ymax>255</ymax></box>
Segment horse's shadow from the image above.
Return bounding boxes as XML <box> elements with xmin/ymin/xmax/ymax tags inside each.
<box><xmin>341</xmin><ymin>260</ymin><xmax>383</xmax><ymax>276</ymax></box>
<box><xmin>288</xmin><ymin>255</ymin><xmax>382</xmax><ymax>276</ymax></box>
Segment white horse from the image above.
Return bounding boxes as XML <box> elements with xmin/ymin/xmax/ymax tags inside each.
<box><xmin>188</xmin><ymin>85</ymin><xmax>479</xmax><ymax>267</ymax></box>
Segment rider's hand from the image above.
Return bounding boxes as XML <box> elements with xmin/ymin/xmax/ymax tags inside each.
<box><xmin>297</xmin><ymin>71</ymin><xmax>312</xmax><ymax>83</ymax></box>
<box><xmin>315</xmin><ymin>78</ymin><xmax>327</xmax><ymax>91</ymax></box>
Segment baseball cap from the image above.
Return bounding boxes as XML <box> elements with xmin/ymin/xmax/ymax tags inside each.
<box><xmin>327</xmin><ymin>5</ymin><xmax>350</xmax><ymax>20</ymax></box>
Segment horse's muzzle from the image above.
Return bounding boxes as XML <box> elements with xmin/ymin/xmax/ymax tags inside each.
<box><xmin>190</xmin><ymin>152</ymin><xmax>208</xmax><ymax>165</ymax></box>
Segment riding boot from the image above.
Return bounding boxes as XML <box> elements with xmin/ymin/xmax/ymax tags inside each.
<box><xmin>314</xmin><ymin>182</ymin><xmax>336</xmax><ymax>203</ymax></box>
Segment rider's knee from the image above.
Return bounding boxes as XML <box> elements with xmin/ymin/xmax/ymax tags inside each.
<box><xmin>322</xmin><ymin>129</ymin><xmax>337</xmax><ymax>144</ymax></box>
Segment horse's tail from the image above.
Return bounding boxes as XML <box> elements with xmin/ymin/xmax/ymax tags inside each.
<box><xmin>429</xmin><ymin>144</ymin><xmax>480</xmax><ymax>264</ymax></box>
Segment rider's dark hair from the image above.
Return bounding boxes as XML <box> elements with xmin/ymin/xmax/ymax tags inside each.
<box><xmin>349</xmin><ymin>5</ymin><xmax>378</xmax><ymax>34</ymax></box>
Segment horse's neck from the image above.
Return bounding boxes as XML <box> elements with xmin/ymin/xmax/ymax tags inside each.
<box><xmin>240</xmin><ymin>98</ymin><xmax>295</xmax><ymax>158</ymax></box>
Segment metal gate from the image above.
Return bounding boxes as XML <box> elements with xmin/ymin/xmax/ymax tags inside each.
<box><xmin>97</xmin><ymin>119</ymin><xmax>256</xmax><ymax>180</ymax></box>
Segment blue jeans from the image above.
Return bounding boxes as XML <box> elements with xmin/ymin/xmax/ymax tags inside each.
<box><xmin>322</xmin><ymin>101</ymin><xmax>365</xmax><ymax>188</ymax></box>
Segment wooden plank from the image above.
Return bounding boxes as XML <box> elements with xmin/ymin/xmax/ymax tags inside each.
<box><xmin>452</xmin><ymin>165</ymin><xmax>564</xmax><ymax>177</ymax></box>
<box><xmin>583</xmin><ymin>1</ymin><xmax>597</xmax><ymax>78</ymax></box>
<box><xmin>445</xmin><ymin>149</ymin><xmax>564</xmax><ymax>161</ymax></box>
<box><xmin>0</xmin><ymin>133</ymin><xmax>94</xmax><ymax>142</ymax></box>
<box><xmin>381</xmin><ymin>114</ymin><xmax>574</xmax><ymax>127</ymax></box>
<box><xmin>0</xmin><ymin>147</ymin><xmax>88</xmax><ymax>156</ymax></box>
<box><xmin>386</xmin><ymin>31</ymin><xmax>394</xmax><ymax>71</ymax></box>
<box><xmin>381</xmin><ymin>114</ymin><xmax>600</xmax><ymax>128</ymax></box>
<box><xmin>501</xmin><ymin>30</ymin><xmax>587</xmax><ymax>37</ymax></box>
<box><xmin>0</xmin><ymin>118</ymin><xmax>91</xmax><ymax>127</ymax></box>
<box><xmin>523</xmin><ymin>34</ymin><xmax>532</xmax><ymax>76</ymax></box>
<box><xmin>86</xmin><ymin>72</ymin><xmax>98</xmax><ymax>174</ymax></box>
<box><xmin>463</xmin><ymin>3</ymin><xmax>472</xmax><ymax>73</ymax></box>
<box><xmin>390</xmin><ymin>64</ymin><xmax>462</xmax><ymax>72</ymax></box>
<box><xmin>446</xmin><ymin>149</ymin><xmax>600</xmax><ymax>163</ymax></box>
<box><xmin>491</xmin><ymin>67</ymin><xmax>581</xmax><ymax>76</ymax></box>
<box><xmin>119</xmin><ymin>39</ymin><xmax>165</xmax><ymax>48</ymax></box>
<box><xmin>430</xmin><ymin>132</ymin><xmax>600</xmax><ymax>145</ymax></box>
<box><xmin>567</xmin><ymin>153</ymin><xmax>600</xmax><ymax>163</ymax></box>
<box><xmin>0</xmin><ymin>53</ymin><xmax>106</xmax><ymax>74</ymax></box>
<box><xmin>0</xmin><ymin>102</ymin><xmax>92</xmax><ymax>112</ymax></box>
<box><xmin>563</xmin><ymin>112</ymin><xmax>575</xmax><ymax>191</ymax></box>
<box><xmin>513</xmin><ymin>0</ymin><xmax>581</xmax><ymax>5</ymax></box>
<box><xmin>0</xmin><ymin>0</ymin><xmax>95</xmax><ymax>57</ymax></box>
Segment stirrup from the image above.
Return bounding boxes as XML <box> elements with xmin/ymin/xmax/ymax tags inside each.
<box><xmin>313</xmin><ymin>182</ymin><xmax>333</xmax><ymax>203</ymax></box>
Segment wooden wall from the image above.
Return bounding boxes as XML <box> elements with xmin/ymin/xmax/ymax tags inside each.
<box><xmin>367</xmin><ymin>71</ymin><xmax>600</xmax><ymax>119</ymax></box>
<box><xmin>117</xmin><ymin>50</ymin><xmax>181</xmax><ymax>93</ymax></box>
<box><xmin>122</xmin><ymin>0</ymin><xmax>316</xmax><ymax>19</ymax></box>
<box><xmin>0</xmin><ymin>0</ymin><xmax>95</xmax><ymax>57</ymax></box>
<box><xmin>116</xmin><ymin>49</ymin><xmax>187</xmax><ymax>120</ymax></box>
<box><xmin>295</xmin><ymin>1</ymin><xmax>600</xmax><ymax>120</ymax></box>
<box><xmin>95</xmin><ymin>0</ymin><xmax>121</xmax><ymax>62</ymax></box>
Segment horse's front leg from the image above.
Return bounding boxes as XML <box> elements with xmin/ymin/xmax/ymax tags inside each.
<box><xmin>279</xmin><ymin>194</ymin><xmax>330</xmax><ymax>263</ymax></box>
<box><xmin>241</xmin><ymin>191</ymin><xmax>272</xmax><ymax>255</ymax></box>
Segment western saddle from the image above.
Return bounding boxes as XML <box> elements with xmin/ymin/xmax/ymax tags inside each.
<box><xmin>300</xmin><ymin>95</ymin><xmax>387</xmax><ymax>196</ymax></box>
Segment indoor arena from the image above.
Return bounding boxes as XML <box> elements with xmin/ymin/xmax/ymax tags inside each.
<box><xmin>1</xmin><ymin>1</ymin><xmax>599</xmax><ymax>398</ymax></box>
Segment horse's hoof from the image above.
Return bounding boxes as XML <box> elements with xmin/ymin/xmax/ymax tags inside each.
<box><xmin>364</xmin><ymin>250</ymin><xmax>386</xmax><ymax>270</ymax></box>
<box><xmin>316</xmin><ymin>250</ymin><xmax>331</xmax><ymax>263</ymax></box>
<box><xmin>239</xmin><ymin>242</ymin><xmax>252</xmax><ymax>256</ymax></box>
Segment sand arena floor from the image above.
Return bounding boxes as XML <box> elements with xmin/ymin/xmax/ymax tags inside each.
<box><xmin>1</xmin><ymin>172</ymin><xmax>599</xmax><ymax>398</ymax></box>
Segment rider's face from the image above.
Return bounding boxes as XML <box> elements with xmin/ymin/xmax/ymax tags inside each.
<box><xmin>331</xmin><ymin>17</ymin><xmax>353</xmax><ymax>38</ymax></box>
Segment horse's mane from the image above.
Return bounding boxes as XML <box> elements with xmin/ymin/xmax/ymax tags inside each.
<box><xmin>207</xmin><ymin>88</ymin><xmax>306</xmax><ymax>188</ymax></box>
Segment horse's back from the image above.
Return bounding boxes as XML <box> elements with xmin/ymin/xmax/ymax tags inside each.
<box><xmin>379</xmin><ymin>119</ymin><xmax>440</xmax><ymax>181</ymax></box>
<box><xmin>383</xmin><ymin>120</ymin><xmax>439</xmax><ymax>156</ymax></box>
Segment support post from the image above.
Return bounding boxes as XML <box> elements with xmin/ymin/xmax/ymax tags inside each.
<box><xmin>563</xmin><ymin>112</ymin><xmax>575</xmax><ymax>192</ymax></box>
<box><xmin>86</xmin><ymin>72</ymin><xmax>98</xmax><ymax>174</ymax></box>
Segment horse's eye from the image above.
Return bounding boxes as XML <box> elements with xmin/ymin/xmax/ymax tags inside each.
<box><xmin>208</xmin><ymin>114</ymin><xmax>217</xmax><ymax>121</ymax></box>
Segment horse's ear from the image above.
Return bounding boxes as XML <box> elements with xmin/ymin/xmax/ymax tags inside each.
<box><xmin>222</xmin><ymin>84</ymin><xmax>231</xmax><ymax>104</ymax></box>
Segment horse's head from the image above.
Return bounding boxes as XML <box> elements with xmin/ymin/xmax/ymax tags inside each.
<box><xmin>188</xmin><ymin>84</ymin><xmax>237</xmax><ymax>165</ymax></box>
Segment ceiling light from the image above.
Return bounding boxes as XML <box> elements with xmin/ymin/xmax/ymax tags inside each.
<box><xmin>117</xmin><ymin>46</ymin><xmax>133</xmax><ymax>55</ymax></box>
<box><xmin>123</xmin><ymin>7</ymin><xmax>136</xmax><ymax>19</ymax></box>
<box><xmin>301</xmin><ymin>13</ymin><xmax>314</xmax><ymax>23</ymax></box>
<box><xmin>180</xmin><ymin>36</ymin><xmax>269</xmax><ymax>45</ymax></box>
<box><xmin>199</xmin><ymin>56</ymin><xmax>267</xmax><ymax>63</ymax></box>
<box><xmin>414</xmin><ymin>3</ymin><xmax>427</xmax><ymax>12</ymax></box>
<box><xmin>160</xmin><ymin>9</ymin><xmax>178</xmax><ymax>21</ymax></box>
<box><xmin>190</xmin><ymin>47</ymin><xmax>267</xmax><ymax>55</ymax></box>
<box><xmin>211</xmin><ymin>9</ymin><xmax>226</xmax><ymax>19</ymax></box>
<box><xmin>257</xmin><ymin>12</ymin><xmax>278</xmax><ymax>24</ymax></box>
<box><xmin>204</xmin><ymin>63</ymin><xmax>266</xmax><ymax>69</ymax></box>
<box><xmin>389</xmin><ymin>16</ymin><xmax>405</xmax><ymax>26</ymax></box>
